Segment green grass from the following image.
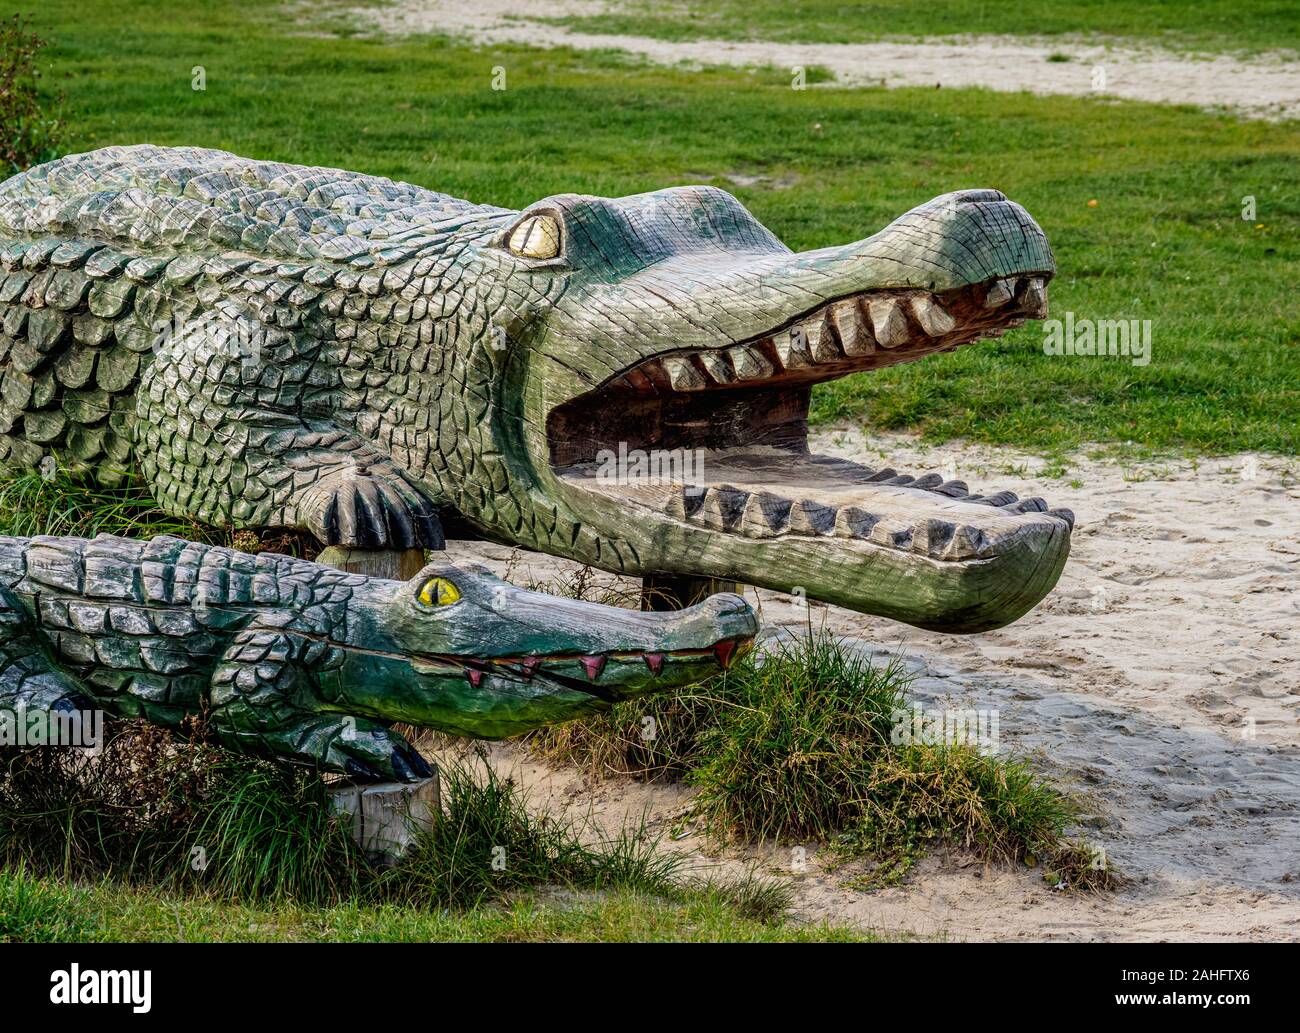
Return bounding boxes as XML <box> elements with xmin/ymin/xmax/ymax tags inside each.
<box><xmin>539</xmin><ymin>0</ymin><xmax>1300</xmax><ymax>55</ymax></box>
<box><xmin>14</xmin><ymin>0</ymin><xmax>1300</xmax><ymax>457</ymax></box>
<box><xmin>533</xmin><ymin>633</ymin><xmax>1112</xmax><ymax>890</ymax></box>
<box><xmin>1</xmin><ymin>721</ymin><xmax>855</xmax><ymax>941</ymax></box>
<box><xmin>0</xmin><ymin>866</ymin><xmax>868</xmax><ymax>942</ymax></box>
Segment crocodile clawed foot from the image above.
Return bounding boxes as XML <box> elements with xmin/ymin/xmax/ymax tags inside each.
<box><xmin>306</xmin><ymin>467</ymin><xmax>443</xmax><ymax>551</ymax></box>
<box><xmin>332</xmin><ymin>722</ymin><xmax>430</xmax><ymax>784</ymax></box>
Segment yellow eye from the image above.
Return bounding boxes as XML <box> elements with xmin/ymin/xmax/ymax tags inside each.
<box><xmin>417</xmin><ymin>577</ymin><xmax>461</xmax><ymax>607</ymax></box>
<box><xmin>507</xmin><ymin>214</ymin><xmax>561</xmax><ymax>260</ymax></box>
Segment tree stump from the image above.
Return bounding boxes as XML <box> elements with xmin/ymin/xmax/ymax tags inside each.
<box><xmin>641</xmin><ymin>571</ymin><xmax>742</xmax><ymax>611</ymax></box>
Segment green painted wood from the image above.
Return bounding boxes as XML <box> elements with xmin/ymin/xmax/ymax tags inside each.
<box><xmin>0</xmin><ymin>145</ymin><xmax>1072</xmax><ymax>634</ymax></box>
<box><xmin>0</xmin><ymin>533</ymin><xmax>756</xmax><ymax>781</ymax></box>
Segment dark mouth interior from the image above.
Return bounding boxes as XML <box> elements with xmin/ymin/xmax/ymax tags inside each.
<box><xmin>547</xmin><ymin>277</ymin><xmax>1043</xmax><ymax>468</ymax></box>
<box><xmin>546</xmin><ymin>276</ymin><xmax>1071</xmax><ymax>562</ymax></box>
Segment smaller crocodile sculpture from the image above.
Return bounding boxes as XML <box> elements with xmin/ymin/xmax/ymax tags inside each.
<box><xmin>0</xmin><ymin>534</ymin><xmax>756</xmax><ymax>781</ymax></box>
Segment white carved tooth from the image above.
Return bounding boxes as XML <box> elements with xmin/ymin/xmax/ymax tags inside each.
<box><xmin>728</xmin><ymin>343</ymin><xmax>774</xmax><ymax>381</ymax></box>
<box><xmin>663</xmin><ymin>355</ymin><xmax>707</xmax><ymax>391</ymax></box>
<box><xmin>1020</xmin><ymin>277</ymin><xmax>1048</xmax><ymax>318</ymax></box>
<box><xmin>697</xmin><ymin>350</ymin><xmax>736</xmax><ymax>384</ymax></box>
<box><xmin>805</xmin><ymin>312</ymin><xmax>842</xmax><ymax>363</ymax></box>
<box><xmin>666</xmin><ymin>485</ymin><xmax>708</xmax><ymax>520</ymax></box>
<box><xmin>833</xmin><ymin>506</ymin><xmax>879</xmax><ymax>539</ymax></box>
<box><xmin>787</xmin><ymin>499</ymin><xmax>837</xmax><ymax>535</ymax></box>
<box><xmin>942</xmin><ymin>525</ymin><xmax>989</xmax><ymax>560</ymax></box>
<box><xmin>912</xmin><ymin>518</ymin><xmax>957</xmax><ymax>557</ymax></box>
<box><xmin>984</xmin><ymin>278</ymin><xmax>1014</xmax><ymax>308</ymax></box>
<box><xmin>869</xmin><ymin>519</ymin><xmax>914</xmax><ymax>550</ymax></box>
<box><xmin>831</xmin><ymin>298</ymin><xmax>875</xmax><ymax>358</ymax></box>
<box><xmin>866</xmin><ymin>296</ymin><xmax>910</xmax><ymax>348</ymax></box>
<box><xmin>700</xmin><ymin>488</ymin><xmax>750</xmax><ymax>532</ymax></box>
<box><xmin>909</xmin><ymin>294</ymin><xmax>956</xmax><ymax>337</ymax></box>
<box><xmin>774</xmin><ymin>325</ymin><xmax>814</xmax><ymax>369</ymax></box>
<box><xmin>741</xmin><ymin>491</ymin><xmax>793</xmax><ymax>537</ymax></box>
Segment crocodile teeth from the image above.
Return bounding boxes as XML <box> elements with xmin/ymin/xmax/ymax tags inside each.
<box><xmin>1004</xmin><ymin>496</ymin><xmax>1047</xmax><ymax>514</ymax></box>
<box><xmin>700</xmin><ymin>488</ymin><xmax>749</xmax><ymax>532</ymax></box>
<box><xmin>465</xmin><ymin>668</ymin><xmax>485</xmax><ymax>689</ymax></box>
<box><xmin>830</xmin><ymin>298</ymin><xmax>875</xmax><ymax>357</ymax></box>
<box><xmin>1020</xmin><ymin>277</ymin><xmax>1048</xmax><ymax>318</ymax></box>
<box><xmin>644</xmin><ymin>652</ymin><xmax>665</xmax><ymax>676</ymax></box>
<box><xmin>713</xmin><ymin>639</ymin><xmax>737</xmax><ymax>669</ymax></box>
<box><xmin>1049</xmin><ymin>507</ymin><xmax>1076</xmax><ymax>529</ymax></box>
<box><xmin>728</xmin><ymin>343</ymin><xmax>774</xmax><ymax>380</ymax></box>
<box><xmin>870</xmin><ymin>519</ymin><xmax>914</xmax><ymax>550</ymax></box>
<box><xmin>943</xmin><ymin>525</ymin><xmax>990</xmax><ymax>560</ymax></box>
<box><xmin>662</xmin><ymin>355</ymin><xmax>707</xmax><ymax>391</ymax></box>
<box><xmin>865</xmin><ymin>296</ymin><xmax>910</xmax><ymax>348</ymax></box>
<box><xmin>833</xmin><ymin>506</ymin><xmax>879</xmax><ymax>538</ymax></box>
<box><xmin>913</xmin><ymin>518</ymin><xmax>957</xmax><ymax>555</ymax></box>
<box><xmin>580</xmin><ymin>655</ymin><xmax>607</xmax><ymax>681</ymax></box>
<box><xmin>788</xmin><ymin>499</ymin><xmax>837</xmax><ymax>535</ymax></box>
<box><xmin>521</xmin><ymin>655</ymin><xmax>542</xmax><ymax>680</ymax></box>
<box><xmin>803</xmin><ymin>312</ymin><xmax>843</xmax><ymax>363</ymax></box>
<box><xmin>666</xmin><ymin>485</ymin><xmax>707</xmax><ymax>520</ymax></box>
<box><xmin>741</xmin><ymin>491</ymin><xmax>792</xmax><ymax>537</ymax></box>
<box><xmin>697</xmin><ymin>351</ymin><xmax>736</xmax><ymax>384</ymax></box>
<box><xmin>774</xmin><ymin>327</ymin><xmax>814</xmax><ymax>369</ymax></box>
<box><xmin>984</xmin><ymin>278</ymin><xmax>1015</xmax><ymax>308</ymax></box>
<box><xmin>909</xmin><ymin>295</ymin><xmax>955</xmax><ymax>336</ymax></box>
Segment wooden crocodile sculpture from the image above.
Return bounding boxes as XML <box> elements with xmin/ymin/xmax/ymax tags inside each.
<box><xmin>0</xmin><ymin>534</ymin><xmax>756</xmax><ymax>780</ymax></box>
<box><xmin>0</xmin><ymin>145</ymin><xmax>1072</xmax><ymax>633</ymax></box>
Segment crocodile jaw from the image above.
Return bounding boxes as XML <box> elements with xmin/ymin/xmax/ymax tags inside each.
<box><xmin>338</xmin><ymin>571</ymin><xmax>758</xmax><ymax>738</ymax></box>
<box><xmin>542</xmin><ymin>272</ymin><xmax>1071</xmax><ymax>633</ymax></box>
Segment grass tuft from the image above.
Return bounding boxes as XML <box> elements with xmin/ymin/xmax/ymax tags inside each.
<box><xmin>0</xmin><ymin>724</ymin><xmax>701</xmax><ymax>912</ymax></box>
<box><xmin>533</xmin><ymin>633</ymin><xmax>1114</xmax><ymax>891</ymax></box>
<box><xmin>0</xmin><ymin>466</ymin><xmax>218</xmax><ymax>541</ymax></box>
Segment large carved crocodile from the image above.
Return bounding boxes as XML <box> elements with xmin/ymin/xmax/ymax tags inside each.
<box><xmin>0</xmin><ymin>533</ymin><xmax>756</xmax><ymax>780</ymax></box>
<box><xmin>0</xmin><ymin>145</ymin><xmax>1071</xmax><ymax>633</ymax></box>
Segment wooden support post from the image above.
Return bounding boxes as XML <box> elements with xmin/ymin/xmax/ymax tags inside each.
<box><xmin>315</xmin><ymin>545</ymin><xmax>428</xmax><ymax>580</ymax></box>
<box><xmin>318</xmin><ymin>544</ymin><xmax>439</xmax><ymax>863</ymax></box>
<box><xmin>329</xmin><ymin>776</ymin><xmax>440</xmax><ymax>866</ymax></box>
<box><xmin>641</xmin><ymin>571</ymin><xmax>743</xmax><ymax>611</ymax></box>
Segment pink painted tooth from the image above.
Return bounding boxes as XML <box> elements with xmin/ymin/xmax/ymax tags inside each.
<box><xmin>713</xmin><ymin>640</ymin><xmax>737</xmax><ymax>669</ymax></box>
<box><xmin>465</xmin><ymin>668</ymin><xmax>484</xmax><ymax>689</ymax></box>
<box><xmin>643</xmin><ymin>653</ymin><xmax>665</xmax><ymax>676</ymax></box>
<box><xmin>580</xmin><ymin>655</ymin><xmax>607</xmax><ymax>681</ymax></box>
<box><xmin>521</xmin><ymin>656</ymin><xmax>542</xmax><ymax>679</ymax></box>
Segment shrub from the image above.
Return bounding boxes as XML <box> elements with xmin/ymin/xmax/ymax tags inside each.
<box><xmin>0</xmin><ymin>15</ymin><xmax>63</xmax><ymax>174</ymax></box>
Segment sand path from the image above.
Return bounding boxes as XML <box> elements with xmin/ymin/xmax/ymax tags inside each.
<box><xmin>357</xmin><ymin>0</ymin><xmax>1300</xmax><ymax>120</ymax></box>
<box><xmin>445</xmin><ymin>430</ymin><xmax>1300</xmax><ymax>940</ymax></box>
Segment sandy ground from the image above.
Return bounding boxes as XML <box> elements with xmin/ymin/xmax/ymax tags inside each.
<box><xmin>355</xmin><ymin>0</ymin><xmax>1300</xmax><ymax>120</ymax></box>
<box><xmin>440</xmin><ymin>429</ymin><xmax>1300</xmax><ymax>941</ymax></box>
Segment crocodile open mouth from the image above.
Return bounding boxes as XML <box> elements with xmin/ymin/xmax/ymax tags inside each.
<box><xmin>411</xmin><ymin>637</ymin><xmax>750</xmax><ymax>697</ymax></box>
<box><xmin>547</xmin><ymin>273</ymin><xmax>1073</xmax><ymax>631</ymax></box>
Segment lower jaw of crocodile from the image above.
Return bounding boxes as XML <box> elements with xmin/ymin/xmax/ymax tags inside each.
<box><xmin>411</xmin><ymin>637</ymin><xmax>749</xmax><ymax>693</ymax></box>
<box><xmin>407</xmin><ymin>638</ymin><xmax>752</xmax><ymax>738</ymax></box>
<box><xmin>546</xmin><ymin>275</ymin><xmax>1073</xmax><ymax>633</ymax></box>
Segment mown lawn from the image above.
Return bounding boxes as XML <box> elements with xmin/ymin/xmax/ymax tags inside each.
<box><xmin>0</xmin><ymin>868</ymin><xmax>869</xmax><ymax>942</ymax></box>
<box><xmin>22</xmin><ymin>0</ymin><xmax>1300</xmax><ymax>456</ymax></box>
<box><xmin>540</xmin><ymin>0</ymin><xmax>1300</xmax><ymax>55</ymax></box>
